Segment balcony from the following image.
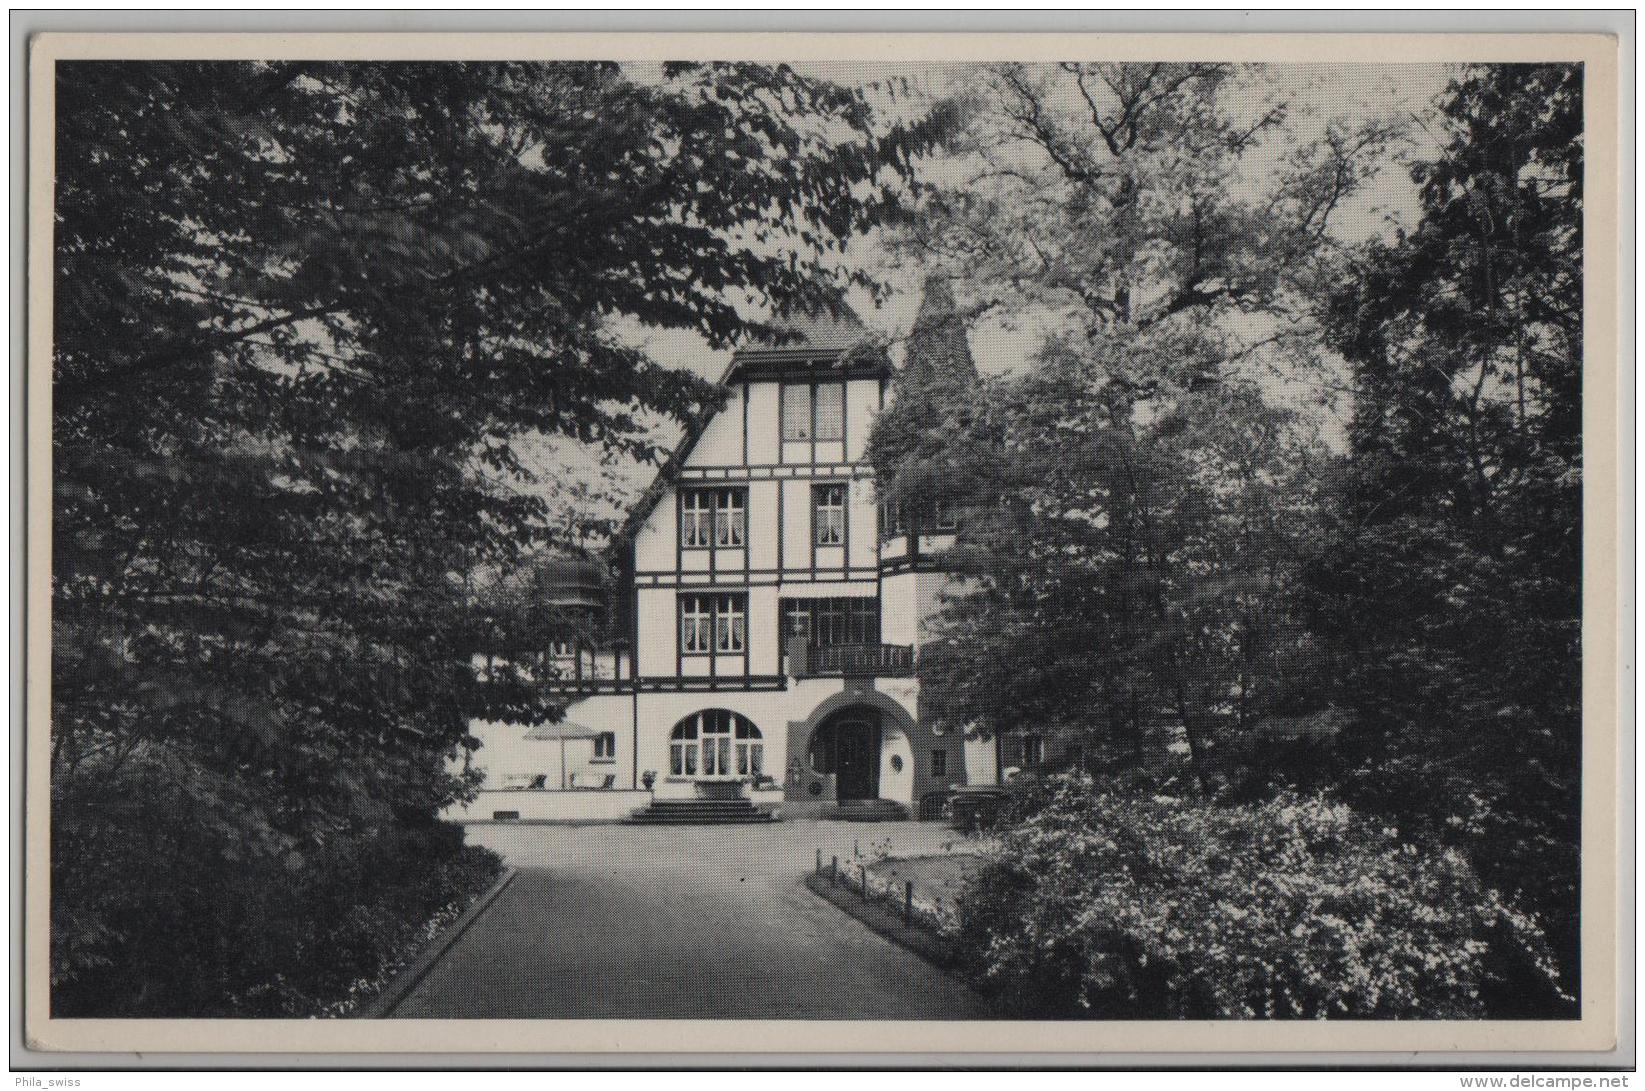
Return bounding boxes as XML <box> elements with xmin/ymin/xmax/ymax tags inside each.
<box><xmin>787</xmin><ymin>638</ymin><xmax>914</xmax><ymax>679</ymax></box>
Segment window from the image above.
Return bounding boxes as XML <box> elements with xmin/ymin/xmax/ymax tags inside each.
<box><xmin>931</xmin><ymin>749</ymin><xmax>948</xmax><ymax>777</ymax></box>
<box><xmin>680</xmin><ymin>596</ymin><xmax>712</xmax><ymax>653</ymax></box>
<box><xmin>814</xmin><ymin>382</ymin><xmax>844</xmax><ymax>441</ymax></box>
<box><xmin>715</xmin><ymin>595</ymin><xmax>746</xmax><ymax>653</ymax></box>
<box><xmin>681</xmin><ymin>488</ymin><xmax>745</xmax><ymax>549</ymax></box>
<box><xmin>933</xmin><ymin>497</ymin><xmax>958</xmax><ymax>531</ymax></box>
<box><xmin>782</xmin><ymin>384</ymin><xmax>811</xmax><ymax>441</ymax></box>
<box><xmin>714</xmin><ymin>489</ymin><xmax>744</xmax><ymax>547</ymax></box>
<box><xmin>671</xmin><ymin>711</ymin><xmax>762</xmax><ymax>779</ymax></box>
<box><xmin>680</xmin><ymin>594</ymin><xmax>746</xmax><ymax>655</ymax></box>
<box><xmin>593</xmin><ymin>733</ymin><xmax>616</xmax><ymax>761</ymax></box>
<box><xmin>669</xmin><ymin>715</ymin><xmax>698</xmax><ymax>776</ymax></box>
<box><xmin>550</xmin><ymin>640</ymin><xmax>574</xmax><ymax>657</ymax></box>
<box><xmin>681</xmin><ymin>490</ymin><xmax>711</xmax><ymax>548</ymax></box>
<box><xmin>783</xmin><ymin>601</ymin><xmax>812</xmax><ymax>643</ymax></box>
<box><xmin>780</xmin><ymin>597</ymin><xmax>879</xmax><ymax>647</ymax></box>
<box><xmin>878</xmin><ymin>495</ymin><xmax>905</xmax><ymax>540</ymax></box>
<box><xmin>813</xmin><ymin>483</ymin><xmax>845</xmax><ymax>545</ymax></box>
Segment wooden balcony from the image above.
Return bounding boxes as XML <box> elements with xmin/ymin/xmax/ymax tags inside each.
<box><xmin>787</xmin><ymin>638</ymin><xmax>914</xmax><ymax>679</ymax></box>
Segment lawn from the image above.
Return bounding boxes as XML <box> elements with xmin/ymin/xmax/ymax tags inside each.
<box><xmin>866</xmin><ymin>850</ymin><xmax>988</xmax><ymax>926</ymax></box>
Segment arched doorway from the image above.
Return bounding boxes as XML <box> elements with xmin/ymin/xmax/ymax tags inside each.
<box><xmin>808</xmin><ymin>710</ymin><xmax>881</xmax><ymax>801</ymax></box>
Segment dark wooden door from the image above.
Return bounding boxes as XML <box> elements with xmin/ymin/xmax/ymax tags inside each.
<box><xmin>834</xmin><ymin>719</ymin><xmax>880</xmax><ymax>801</ymax></box>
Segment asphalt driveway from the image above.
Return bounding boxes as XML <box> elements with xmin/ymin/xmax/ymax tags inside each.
<box><xmin>388</xmin><ymin>819</ymin><xmax>994</xmax><ymax>1019</ymax></box>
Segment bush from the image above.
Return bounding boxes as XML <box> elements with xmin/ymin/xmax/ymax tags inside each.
<box><xmin>955</xmin><ymin>774</ymin><xmax>1564</xmax><ymax>1019</ymax></box>
<box><xmin>51</xmin><ymin>806</ymin><xmax>501</xmax><ymax>1018</ymax></box>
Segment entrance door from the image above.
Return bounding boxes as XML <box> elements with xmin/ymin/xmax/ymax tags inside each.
<box><xmin>833</xmin><ymin>719</ymin><xmax>880</xmax><ymax>801</ymax></box>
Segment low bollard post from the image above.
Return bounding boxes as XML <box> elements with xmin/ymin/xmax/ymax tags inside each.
<box><xmin>816</xmin><ymin>848</ymin><xmax>822</xmax><ymax>876</ymax></box>
<box><xmin>904</xmin><ymin>880</ymin><xmax>914</xmax><ymax>925</ymax></box>
<box><xmin>859</xmin><ymin>865</ymin><xmax>868</xmax><ymax>901</ymax></box>
<box><xmin>831</xmin><ymin>855</ymin><xmax>838</xmax><ymax>883</ymax></box>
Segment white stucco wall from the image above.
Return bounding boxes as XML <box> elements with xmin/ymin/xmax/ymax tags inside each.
<box><xmin>634</xmin><ymin>487</ymin><xmax>676</xmax><ymax>573</ymax></box>
<box><xmin>449</xmin><ymin>789</ymin><xmax>651</xmax><ymax>823</ymax></box>
<box><xmin>780</xmin><ymin>478</ymin><xmax>809</xmax><ymax>569</ymax></box>
<box><xmin>635</xmin><ymin>587</ymin><xmax>676</xmax><ymax>676</ymax></box>
<box><xmin>747</xmin><ymin>382</ymin><xmax>780</xmax><ymax>465</ymax></box>
<box><xmin>878</xmin><ymin>726</ymin><xmax>915</xmax><ymax>804</ymax></box>
<box><xmin>844</xmin><ymin>377</ymin><xmax>881</xmax><ymax>463</ymax></box>
<box><xmin>464</xmin><ymin>693</ymin><xmax>635</xmax><ymax>791</ymax></box>
<box><xmin>687</xmin><ymin>385</ymin><xmax>746</xmax><ymax>466</ymax></box>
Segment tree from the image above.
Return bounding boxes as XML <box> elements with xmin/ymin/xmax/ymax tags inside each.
<box><xmin>871</xmin><ymin>64</ymin><xmax>1378</xmax><ymax>785</ymax></box>
<box><xmin>51</xmin><ymin>60</ymin><xmax>948</xmax><ymax>1013</ymax></box>
<box><xmin>1314</xmin><ymin>63</ymin><xmax>1582</xmax><ymax>1009</ymax></box>
<box><xmin>880</xmin><ymin>328</ymin><xmax>1326</xmax><ymax>790</ymax></box>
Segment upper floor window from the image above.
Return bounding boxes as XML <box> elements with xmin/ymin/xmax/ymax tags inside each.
<box><xmin>878</xmin><ymin>495</ymin><xmax>906</xmax><ymax>540</ymax></box>
<box><xmin>680</xmin><ymin>595</ymin><xmax>712</xmax><ymax>653</ymax></box>
<box><xmin>813</xmin><ymin>483</ymin><xmax>845</xmax><ymax>546</ymax></box>
<box><xmin>814</xmin><ymin>382</ymin><xmax>844</xmax><ymax>441</ymax></box>
<box><xmin>681</xmin><ymin>490</ymin><xmax>712</xmax><ymax>548</ymax></box>
<box><xmin>782</xmin><ymin>384</ymin><xmax>812</xmax><ymax>441</ymax></box>
<box><xmin>716</xmin><ymin>595</ymin><xmax>746</xmax><ymax>653</ymax></box>
<box><xmin>781</xmin><ymin>596</ymin><xmax>879</xmax><ymax>646</ymax></box>
<box><xmin>782</xmin><ymin>382</ymin><xmax>844</xmax><ymax>443</ymax></box>
<box><xmin>593</xmin><ymin>732</ymin><xmax>616</xmax><ymax>761</ymax></box>
<box><xmin>714</xmin><ymin>489</ymin><xmax>744</xmax><ymax>546</ymax></box>
<box><xmin>681</xmin><ymin>487</ymin><xmax>745</xmax><ymax>549</ymax></box>
<box><xmin>680</xmin><ymin>593</ymin><xmax>746</xmax><ymax>655</ymax></box>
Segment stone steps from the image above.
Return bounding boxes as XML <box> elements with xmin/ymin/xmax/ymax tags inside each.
<box><xmin>626</xmin><ymin>798</ymin><xmax>778</xmax><ymax>825</ymax></box>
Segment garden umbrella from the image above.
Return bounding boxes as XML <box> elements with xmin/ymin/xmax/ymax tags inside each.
<box><xmin>523</xmin><ymin>719</ymin><xmax>605</xmax><ymax>790</ymax></box>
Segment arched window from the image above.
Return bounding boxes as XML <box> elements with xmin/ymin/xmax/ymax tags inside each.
<box><xmin>670</xmin><ymin>711</ymin><xmax>763</xmax><ymax>779</ymax></box>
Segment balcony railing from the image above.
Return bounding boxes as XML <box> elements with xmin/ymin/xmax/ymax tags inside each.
<box><xmin>788</xmin><ymin>639</ymin><xmax>914</xmax><ymax>678</ymax></box>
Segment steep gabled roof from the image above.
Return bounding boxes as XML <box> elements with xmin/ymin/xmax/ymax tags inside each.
<box><xmin>611</xmin><ymin>303</ymin><xmax>890</xmax><ymax>553</ymax></box>
<box><xmin>730</xmin><ymin>306</ymin><xmax>874</xmax><ymax>361</ymax></box>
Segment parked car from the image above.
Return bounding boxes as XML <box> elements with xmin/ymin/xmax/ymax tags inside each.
<box><xmin>947</xmin><ymin>785</ymin><xmax>1013</xmax><ymax>832</ymax></box>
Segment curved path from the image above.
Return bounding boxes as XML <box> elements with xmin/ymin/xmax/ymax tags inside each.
<box><xmin>390</xmin><ymin>819</ymin><xmax>993</xmax><ymax>1019</ymax></box>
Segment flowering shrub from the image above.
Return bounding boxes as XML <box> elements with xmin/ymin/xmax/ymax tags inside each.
<box><xmin>955</xmin><ymin>774</ymin><xmax>1564</xmax><ymax>1018</ymax></box>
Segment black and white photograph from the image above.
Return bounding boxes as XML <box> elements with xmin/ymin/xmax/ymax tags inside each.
<box><xmin>23</xmin><ymin>25</ymin><xmax>1625</xmax><ymax>1062</ymax></box>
